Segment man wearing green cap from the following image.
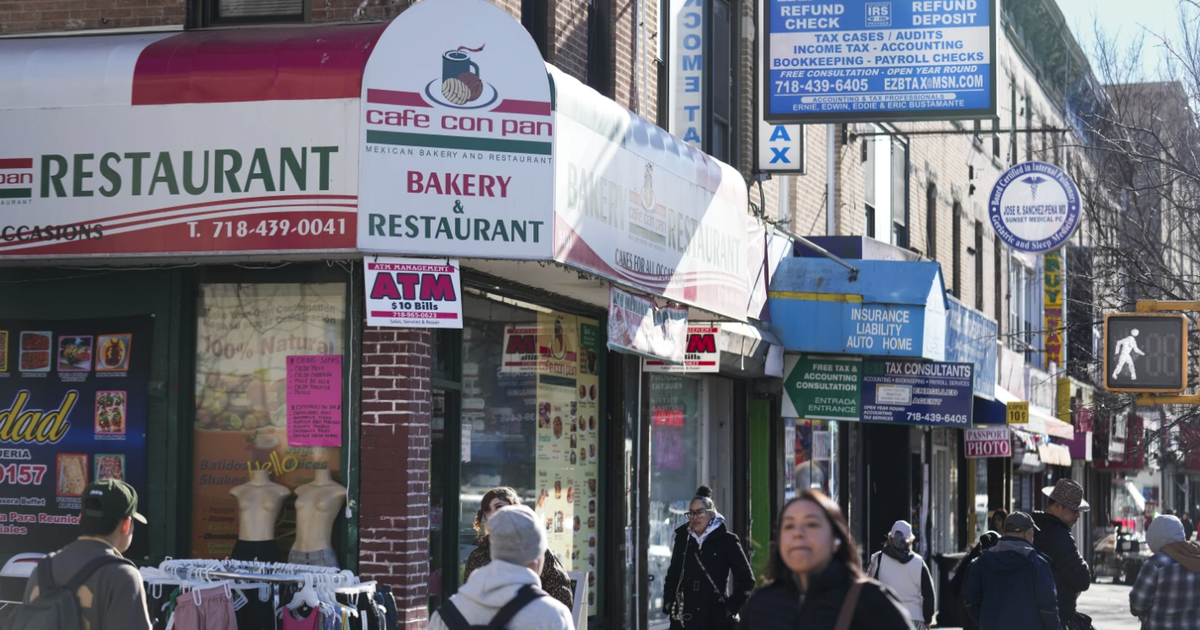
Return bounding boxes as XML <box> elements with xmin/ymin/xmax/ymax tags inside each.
<box><xmin>21</xmin><ymin>479</ymin><xmax>152</xmax><ymax>630</ymax></box>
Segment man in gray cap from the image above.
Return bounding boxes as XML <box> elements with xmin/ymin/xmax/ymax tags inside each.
<box><xmin>430</xmin><ymin>504</ymin><xmax>574</xmax><ymax>630</ymax></box>
<box><xmin>1033</xmin><ymin>479</ymin><xmax>1093</xmax><ymax>629</ymax></box>
<box><xmin>17</xmin><ymin>479</ymin><xmax>151</xmax><ymax>630</ymax></box>
<box><xmin>964</xmin><ymin>512</ymin><xmax>1060</xmax><ymax>630</ymax></box>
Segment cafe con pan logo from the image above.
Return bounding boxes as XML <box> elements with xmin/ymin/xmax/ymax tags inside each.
<box><xmin>425</xmin><ymin>44</ymin><xmax>499</xmax><ymax>110</ymax></box>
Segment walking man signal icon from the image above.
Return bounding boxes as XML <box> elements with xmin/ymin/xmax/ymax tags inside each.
<box><xmin>1112</xmin><ymin>329</ymin><xmax>1145</xmax><ymax>380</ymax></box>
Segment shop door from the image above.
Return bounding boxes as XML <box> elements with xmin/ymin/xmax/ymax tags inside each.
<box><xmin>646</xmin><ymin>373</ymin><xmax>705</xmax><ymax>630</ymax></box>
<box><xmin>863</xmin><ymin>423</ymin><xmax>912</xmax><ymax>555</ymax></box>
<box><xmin>932</xmin><ymin>446</ymin><xmax>953</xmax><ymax>554</ymax></box>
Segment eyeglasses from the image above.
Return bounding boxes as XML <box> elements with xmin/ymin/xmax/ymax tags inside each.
<box><xmin>685</xmin><ymin>510</ymin><xmax>713</xmax><ymax>519</ymax></box>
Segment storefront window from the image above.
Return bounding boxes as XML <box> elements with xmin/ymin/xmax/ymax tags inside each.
<box><xmin>647</xmin><ymin>374</ymin><xmax>702</xmax><ymax>627</ymax></box>
<box><xmin>191</xmin><ymin>283</ymin><xmax>346</xmax><ymax>561</ymax></box>
<box><xmin>786</xmin><ymin>419</ymin><xmax>839</xmax><ymax>502</ymax></box>
<box><xmin>458</xmin><ymin>295</ymin><xmax>603</xmax><ymax>615</ymax></box>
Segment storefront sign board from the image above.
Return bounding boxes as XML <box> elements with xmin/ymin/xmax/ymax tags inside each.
<box><xmin>988</xmin><ymin>161</ymin><xmax>1081</xmax><ymax>253</ymax></box>
<box><xmin>965</xmin><ymin>427</ymin><xmax>1011</xmax><ymax>458</ymax></box>
<box><xmin>364</xmin><ymin>257</ymin><xmax>463</xmax><ymax>328</ymax></box>
<box><xmin>554</xmin><ymin>68</ymin><xmax>752</xmax><ymax>321</ymax></box>
<box><xmin>781</xmin><ymin>355</ymin><xmax>861</xmax><ymax>421</ymax></box>
<box><xmin>501</xmin><ymin>324</ymin><xmax>540</xmax><ymax>375</ymax></box>
<box><xmin>1006</xmin><ymin>401</ymin><xmax>1029</xmax><ymax>424</ymax></box>
<box><xmin>644</xmin><ymin>326</ymin><xmax>720</xmax><ymax>373</ymax></box>
<box><xmin>1044</xmin><ymin>250</ymin><xmax>1065</xmax><ymax>366</ymax></box>
<box><xmin>763</xmin><ymin>0</ymin><xmax>996</xmax><ymax>123</ymax></box>
<box><xmin>358</xmin><ymin>0</ymin><xmax>555</xmax><ymax>258</ymax></box>
<box><xmin>861</xmin><ymin>359</ymin><xmax>973</xmax><ymax>427</ymax></box>
<box><xmin>607</xmin><ymin>287</ymin><xmax>688</xmax><ymax>363</ymax></box>
<box><xmin>945</xmin><ymin>296</ymin><xmax>997</xmax><ymax>399</ymax></box>
<box><xmin>668</xmin><ymin>0</ymin><xmax>705</xmax><ymax>148</ymax></box>
<box><xmin>286</xmin><ymin>355</ymin><xmax>343</xmax><ymax>447</ymax></box>
<box><xmin>0</xmin><ymin>100</ymin><xmax>357</xmax><ymax>258</ymax></box>
<box><xmin>757</xmin><ymin>2</ymin><xmax>804</xmax><ymax>173</ymax></box>
<box><xmin>0</xmin><ymin>316</ymin><xmax>152</xmax><ymax>570</ymax></box>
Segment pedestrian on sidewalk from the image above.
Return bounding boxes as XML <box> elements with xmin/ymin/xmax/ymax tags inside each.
<box><xmin>1178</xmin><ymin>511</ymin><xmax>1194</xmax><ymax>542</ymax></box>
<box><xmin>13</xmin><ymin>479</ymin><xmax>152</xmax><ymax>630</ymax></box>
<box><xmin>662</xmin><ymin>485</ymin><xmax>755</xmax><ymax>630</ymax></box>
<box><xmin>1033</xmin><ymin>479</ymin><xmax>1094</xmax><ymax>630</ymax></box>
<box><xmin>738</xmin><ymin>490</ymin><xmax>913</xmax><ymax>630</ymax></box>
<box><xmin>463</xmin><ymin>486</ymin><xmax>574</xmax><ymax>611</ymax></box>
<box><xmin>949</xmin><ymin>530</ymin><xmax>1001</xmax><ymax>630</ymax></box>
<box><xmin>962</xmin><ymin>512</ymin><xmax>1060</xmax><ymax>630</ymax></box>
<box><xmin>1129</xmin><ymin>514</ymin><xmax>1200</xmax><ymax>629</ymax></box>
<box><xmin>866</xmin><ymin>520</ymin><xmax>935</xmax><ymax>630</ymax></box>
<box><xmin>430</xmin><ymin>504</ymin><xmax>574</xmax><ymax>630</ymax></box>
<box><xmin>989</xmin><ymin>509</ymin><xmax>1009</xmax><ymax>534</ymax></box>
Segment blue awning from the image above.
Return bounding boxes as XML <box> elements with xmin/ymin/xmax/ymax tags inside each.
<box><xmin>768</xmin><ymin>257</ymin><xmax>948</xmax><ymax>360</ymax></box>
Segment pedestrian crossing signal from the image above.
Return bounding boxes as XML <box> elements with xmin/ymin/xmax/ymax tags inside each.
<box><xmin>1103</xmin><ymin>313</ymin><xmax>1189</xmax><ymax>393</ymax></box>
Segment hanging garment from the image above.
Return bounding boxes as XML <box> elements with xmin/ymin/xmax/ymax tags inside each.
<box><xmin>231</xmin><ymin>540</ymin><xmax>281</xmax><ymax>563</ymax></box>
<box><xmin>235</xmin><ymin>585</ymin><xmax>276</xmax><ymax>630</ymax></box>
<box><xmin>282</xmin><ymin>607</ymin><xmax>321</xmax><ymax>630</ymax></box>
<box><xmin>375</xmin><ymin>585</ymin><xmax>398</xmax><ymax>630</ymax></box>
<box><xmin>356</xmin><ymin>592</ymin><xmax>382</xmax><ymax>630</ymax></box>
<box><xmin>173</xmin><ymin>586</ymin><xmax>236</xmax><ymax>630</ymax></box>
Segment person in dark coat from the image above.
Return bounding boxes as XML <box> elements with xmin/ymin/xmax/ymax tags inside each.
<box><xmin>662</xmin><ymin>485</ymin><xmax>754</xmax><ymax>630</ymax></box>
<box><xmin>963</xmin><ymin>512</ymin><xmax>1060</xmax><ymax>630</ymax></box>
<box><xmin>463</xmin><ymin>486</ymin><xmax>574</xmax><ymax>611</ymax></box>
<box><xmin>739</xmin><ymin>489</ymin><xmax>913</xmax><ymax>630</ymax></box>
<box><xmin>949</xmin><ymin>530</ymin><xmax>1001</xmax><ymax>630</ymax></box>
<box><xmin>1033</xmin><ymin>479</ymin><xmax>1093</xmax><ymax>630</ymax></box>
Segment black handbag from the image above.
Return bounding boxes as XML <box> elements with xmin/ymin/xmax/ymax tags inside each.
<box><xmin>1063</xmin><ymin>612</ymin><xmax>1096</xmax><ymax>630</ymax></box>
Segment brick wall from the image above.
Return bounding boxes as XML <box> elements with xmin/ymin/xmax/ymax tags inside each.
<box><xmin>359</xmin><ymin>327</ymin><xmax>433</xmax><ymax>630</ymax></box>
<box><xmin>0</xmin><ymin>0</ymin><xmax>185</xmax><ymax>34</ymax></box>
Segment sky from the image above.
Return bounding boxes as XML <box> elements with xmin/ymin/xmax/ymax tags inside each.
<box><xmin>1057</xmin><ymin>0</ymin><xmax>1186</xmax><ymax>82</ymax></box>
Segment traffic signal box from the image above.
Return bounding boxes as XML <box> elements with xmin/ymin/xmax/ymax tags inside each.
<box><xmin>1103</xmin><ymin>313</ymin><xmax>1189</xmax><ymax>393</ymax></box>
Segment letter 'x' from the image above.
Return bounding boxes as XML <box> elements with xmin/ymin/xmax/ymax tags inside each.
<box><xmin>770</xmin><ymin>147</ymin><xmax>791</xmax><ymax>164</ymax></box>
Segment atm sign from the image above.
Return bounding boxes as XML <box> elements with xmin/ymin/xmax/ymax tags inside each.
<box><xmin>644</xmin><ymin>326</ymin><xmax>720</xmax><ymax>373</ymax></box>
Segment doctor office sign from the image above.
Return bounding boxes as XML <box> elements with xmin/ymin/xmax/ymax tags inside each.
<box><xmin>358</xmin><ymin>0</ymin><xmax>555</xmax><ymax>258</ymax></box>
<box><xmin>988</xmin><ymin>161</ymin><xmax>1080</xmax><ymax>254</ymax></box>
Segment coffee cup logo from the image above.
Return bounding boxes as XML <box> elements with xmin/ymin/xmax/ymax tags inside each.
<box><xmin>429</xmin><ymin>44</ymin><xmax>498</xmax><ymax>108</ymax></box>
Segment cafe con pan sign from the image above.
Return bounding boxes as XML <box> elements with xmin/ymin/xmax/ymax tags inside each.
<box><xmin>988</xmin><ymin>161</ymin><xmax>1081</xmax><ymax>254</ymax></box>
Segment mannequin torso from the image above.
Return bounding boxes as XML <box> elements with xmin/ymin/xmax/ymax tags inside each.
<box><xmin>229</xmin><ymin>469</ymin><xmax>291</xmax><ymax>542</ymax></box>
<box><xmin>292</xmin><ymin>469</ymin><xmax>346</xmax><ymax>553</ymax></box>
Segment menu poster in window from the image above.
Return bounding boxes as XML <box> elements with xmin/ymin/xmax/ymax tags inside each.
<box><xmin>0</xmin><ymin>316</ymin><xmax>151</xmax><ymax>571</ymax></box>
<box><xmin>191</xmin><ymin>284</ymin><xmax>345</xmax><ymax>559</ymax></box>
<box><xmin>286</xmin><ymin>355</ymin><xmax>343</xmax><ymax>447</ymax></box>
<box><xmin>533</xmin><ymin>312</ymin><xmax>601</xmax><ymax>615</ymax></box>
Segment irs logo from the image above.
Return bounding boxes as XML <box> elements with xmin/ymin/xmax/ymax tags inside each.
<box><xmin>865</xmin><ymin>3</ymin><xmax>892</xmax><ymax>27</ymax></box>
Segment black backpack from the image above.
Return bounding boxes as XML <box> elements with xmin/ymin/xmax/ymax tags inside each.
<box><xmin>7</xmin><ymin>553</ymin><xmax>135</xmax><ymax>630</ymax></box>
<box><xmin>437</xmin><ymin>584</ymin><xmax>550</xmax><ymax>630</ymax></box>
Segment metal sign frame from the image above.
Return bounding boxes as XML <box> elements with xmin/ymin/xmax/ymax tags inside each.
<box><xmin>1103</xmin><ymin>312</ymin><xmax>1189</xmax><ymax>394</ymax></box>
<box><xmin>761</xmin><ymin>0</ymin><xmax>999</xmax><ymax>124</ymax></box>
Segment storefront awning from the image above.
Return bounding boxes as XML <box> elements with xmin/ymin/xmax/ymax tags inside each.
<box><xmin>1039</xmin><ymin>443</ymin><xmax>1073</xmax><ymax>467</ymax></box>
<box><xmin>1032</xmin><ymin>405</ymin><xmax>1073</xmax><ymax>439</ymax></box>
<box><xmin>767</xmin><ymin>258</ymin><xmax>948</xmax><ymax>360</ymax></box>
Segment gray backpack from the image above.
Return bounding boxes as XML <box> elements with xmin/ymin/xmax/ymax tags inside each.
<box><xmin>7</xmin><ymin>553</ymin><xmax>134</xmax><ymax>630</ymax></box>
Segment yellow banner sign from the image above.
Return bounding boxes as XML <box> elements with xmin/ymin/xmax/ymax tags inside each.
<box><xmin>1007</xmin><ymin>401</ymin><xmax>1029</xmax><ymax>425</ymax></box>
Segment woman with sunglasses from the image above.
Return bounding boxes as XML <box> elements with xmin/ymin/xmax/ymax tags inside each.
<box><xmin>739</xmin><ymin>490</ymin><xmax>913</xmax><ymax>630</ymax></box>
<box><xmin>462</xmin><ymin>486</ymin><xmax>574</xmax><ymax>611</ymax></box>
<box><xmin>663</xmin><ymin>485</ymin><xmax>755</xmax><ymax>630</ymax></box>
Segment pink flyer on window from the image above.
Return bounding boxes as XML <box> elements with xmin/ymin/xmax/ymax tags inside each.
<box><xmin>286</xmin><ymin>355</ymin><xmax>343</xmax><ymax>447</ymax></box>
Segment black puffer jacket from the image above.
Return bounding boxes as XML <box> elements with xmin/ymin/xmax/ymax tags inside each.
<box><xmin>1032</xmin><ymin>511</ymin><xmax>1091</xmax><ymax>619</ymax></box>
<box><xmin>738</xmin><ymin>561</ymin><xmax>914</xmax><ymax>630</ymax></box>
<box><xmin>663</xmin><ymin>521</ymin><xmax>755</xmax><ymax>630</ymax></box>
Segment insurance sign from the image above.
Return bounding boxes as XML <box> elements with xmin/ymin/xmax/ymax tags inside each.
<box><xmin>764</xmin><ymin>0</ymin><xmax>996</xmax><ymax>123</ymax></box>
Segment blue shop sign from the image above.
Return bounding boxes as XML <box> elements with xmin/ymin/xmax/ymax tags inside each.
<box><xmin>763</xmin><ymin>0</ymin><xmax>997</xmax><ymax>123</ymax></box>
<box><xmin>945</xmin><ymin>296</ymin><xmax>997</xmax><ymax>399</ymax></box>
<box><xmin>861</xmin><ymin>358</ymin><xmax>974</xmax><ymax>427</ymax></box>
<box><xmin>769</xmin><ymin>258</ymin><xmax>948</xmax><ymax>361</ymax></box>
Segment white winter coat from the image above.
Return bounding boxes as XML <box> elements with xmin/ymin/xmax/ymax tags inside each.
<box><xmin>428</xmin><ymin>559</ymin><xmax>575</xmax><ymax>630</ymax></box>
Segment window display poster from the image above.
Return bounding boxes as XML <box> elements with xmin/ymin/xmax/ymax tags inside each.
<box><xmin>192</xmin><ymin>284</ymin><xmax>344</xmax><ymax>559</ymax></box>
<box><xmin>286</xmin><ymin>355</ymin><xmax>343</xmax><ymax>447</ymax></box>
<box><xmin>534</xmin><ymin>311</ymin><xmax>601</xmax><ymax>615</ymax></box>
<box><xmin>0</xmin><ymin>316</ymin><xmax>151</xmax><ymax>572</ymax></box>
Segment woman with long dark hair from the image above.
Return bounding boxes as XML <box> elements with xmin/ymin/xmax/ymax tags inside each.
<box><xmin>739</xmin><ymin>490</ymin><xmax>913</xmax><ymax>630</ymax></box>
<box><xmin>462</xmin><ymin>486</ymin><xmax>574</xmax><ymax>611</ymax></box>
<box><xmin>662</xmin><ymin>485</ymin><xmax>755</xmax><ymax>630</ymax></box>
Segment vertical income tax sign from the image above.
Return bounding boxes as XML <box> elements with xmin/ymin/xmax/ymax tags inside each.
<box><xmin>764</xmin><ymin>0</ymin><xmax>996</xmax><ymax>123</ymax></box>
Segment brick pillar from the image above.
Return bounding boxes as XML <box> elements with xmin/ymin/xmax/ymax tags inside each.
<box><xmin>359</xmin><ymin>327</ymin><xmax>432</xmax><ymax>630</ymax></box>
